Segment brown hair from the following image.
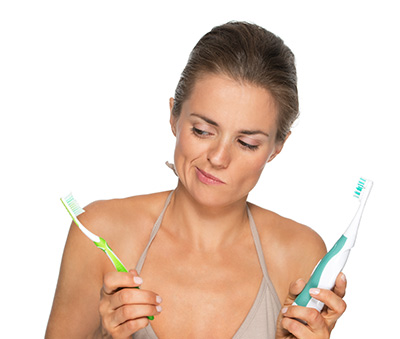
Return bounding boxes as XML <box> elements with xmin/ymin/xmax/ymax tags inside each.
<box><xmin>172</xmin><ymin>21</ymin><xmax>299</xmax><ymax>143</ymax></box>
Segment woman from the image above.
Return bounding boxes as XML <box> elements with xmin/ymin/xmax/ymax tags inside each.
<box><xmin>46</xmin><ymin>22</ymin><xmax>347</xmax><ymax>338</ymax></box>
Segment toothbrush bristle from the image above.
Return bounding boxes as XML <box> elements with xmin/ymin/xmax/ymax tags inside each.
<box><xmin>64</xmin><ymin>193</ymin><xmax>85</xmax><ymax>216</ymax></box>
<box><xmin>353</xmin><ymin>178</ymin><xmax>367</xmax><ymax>199</ymax></box>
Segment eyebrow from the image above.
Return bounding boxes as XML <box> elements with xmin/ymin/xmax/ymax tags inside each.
<box><xmin>190</xmin><ymin>113</ymin><xmax>270</xmax><ymax>137</ymax></box>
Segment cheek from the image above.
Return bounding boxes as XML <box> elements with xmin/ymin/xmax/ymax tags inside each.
<box><xmin>246</xmin><ymin>148</ymin><xmax>271</xmax><ymax>170</ymax></box>
<box><xmin>174</xmin><ymin>129</ymin><xmax>203</xmax><ymax>162</ymax></box>
<box><xmin>235</xmin><ymin>152</ymin><xmax>270</xmax><ymax>185</ymax></box>
<box><xmin>244</xmin><ymin>157</ymin><xmax>268</xmax><ymax>177</ymax></box>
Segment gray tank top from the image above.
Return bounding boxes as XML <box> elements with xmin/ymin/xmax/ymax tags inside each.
<box><xmin>133</xmin><ymin>192</ymin><xmax>281</xmax><ymax>338</ymax></box>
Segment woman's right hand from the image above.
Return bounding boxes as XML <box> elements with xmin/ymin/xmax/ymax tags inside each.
<box><xmin>98</xmin><ymin>269</ymin><xmax>162</xmax><ymax>338</ymax></box>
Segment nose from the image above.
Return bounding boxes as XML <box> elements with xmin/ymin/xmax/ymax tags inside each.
<box><xmin>207</xmin><ymin>139</ymin><xmax>231</xmax><ymax>169</ymax></box>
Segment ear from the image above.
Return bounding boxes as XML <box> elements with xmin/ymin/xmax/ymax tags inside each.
<box><xmin>169</xmin><ymin>97</ymin><xmax>177</xmax><ymax>136</ymax></box>
<box><xmin>267</xmin><ymin>131</ymin><xmax>291</xmax><ymax>163</ymax></box>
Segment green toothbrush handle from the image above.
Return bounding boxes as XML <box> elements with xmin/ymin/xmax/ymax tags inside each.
<box><xmin>94</xmin><ymin>237</ymin><xmax>154</xmax><ymax>321</ymax></box>
<box><xmin>94</xmin><ymin>237</ymin><xmax>128</xmax><ymax>272</ymax></box>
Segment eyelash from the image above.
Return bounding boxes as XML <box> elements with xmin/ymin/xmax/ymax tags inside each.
<box><xmin>238</xmin><ymin>140</ymin><xmax>259</xmax><ymax>151</ymax></box>
<box><xmin>191</xmin><ymin>127</ymin><xmax>259</xmax><ymax>151</ymax></box>
<box><xmin>191</xmin><ymin>126</ymin><xmax>210</xmax><ymax>137</ymax></box>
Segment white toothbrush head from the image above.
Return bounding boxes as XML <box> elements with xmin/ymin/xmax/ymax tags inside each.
<box><xmin>60</xmin><ymin>193</ymin><xmax>100</xmax><ymax>243</ymax></box>
<box><xmin>353</xmin><ymin>178</ymin><xmax>373</xmax><ymax>203</ymax></box>
<box><xmin>62</xmin><ymin>193</ymin><xmax>85</xmax><ymax>216</ymax></box>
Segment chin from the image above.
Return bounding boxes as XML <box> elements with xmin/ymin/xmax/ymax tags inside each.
<box><xmin>190</xmin><ymin>185</ymin><xmax>247</xmax><ymax>209</ymax></box>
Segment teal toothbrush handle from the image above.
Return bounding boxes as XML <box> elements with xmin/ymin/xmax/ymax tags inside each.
<box><xmin>293</xmin><ymin>235</ymin><xmax>349</xmax><ymax>312</ymax></box>
<box><xmin>94</xmin><ymin>237</ymin><xmax>154</xmax><ymax>320</ymax></box>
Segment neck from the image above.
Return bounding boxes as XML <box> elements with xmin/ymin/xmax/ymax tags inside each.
<box><xmin>166</xmin><ymin>183</ymin><xmax>250</xmax><ymax>251</ymax></box>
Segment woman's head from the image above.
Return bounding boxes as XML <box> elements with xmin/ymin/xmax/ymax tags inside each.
<box><xmin>171</xmin><ymin>21</ymin><xmax>298</xmax><ymax>143</ymax></box>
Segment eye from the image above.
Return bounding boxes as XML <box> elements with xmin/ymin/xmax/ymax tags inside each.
<box><xmin>191</xmin><ymin>126</ymin><xmax>212</xmax><ymax>137</ymax></box>
<box><xmin>238</xmin><ymin>139</ymin><xmax>259</xmax><ymax>151</ymax></box>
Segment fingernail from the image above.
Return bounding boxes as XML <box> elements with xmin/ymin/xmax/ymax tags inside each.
<box><xmin>341</xmin><ymin>273</ymin><xmax>347</xmax><ymax>282</ymax></box>
<box><xmin>156</xmin><ymin>305</ymin><xmax>162</xmax><ymax>312</ymax></box>
<box><xmin>281</xmin><ymin>307</ymin><xmax>288</xmax><ymax>314</ymax></box>
<box><xmin>134</xmin><ymin>276</ymin><xmax>143</xmax><ymax>284</ymax></box>
<box><xmin>310</xmin><ymin>288</ymin><xmax>320</xmax><ymax>295</ymax></box>
<box><xmin>156</xmin><ymin>295</ymin><xmax>163</xmax><ymax>304</ymax></box>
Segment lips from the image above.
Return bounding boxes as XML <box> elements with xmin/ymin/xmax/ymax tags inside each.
<box><xmin>195</xmin><ymin>167</ymin><xmax>226</xmax><ymax>185</ymax></box>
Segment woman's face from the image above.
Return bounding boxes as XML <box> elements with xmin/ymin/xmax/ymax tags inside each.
<box><xmin>170</xmin><ymin>74</ymin><xmax>287</xmax><ymax>207</ymax></box>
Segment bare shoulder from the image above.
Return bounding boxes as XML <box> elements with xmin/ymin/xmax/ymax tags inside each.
<box><xmin>46</xmin><ymin>190</ymin><xmax>173</xmax><ymax>337</ymax></box>
<box><xmin>80</xmin><ymin>191</ymin><xmax>171</xmax><ymax>237</ymax></box>
<box><xmin>79</xmin><ymin>190</ymin><xmax>173</xmax><ymax>267</ymax></box>
<box><xmin>248</xmin><ymin>203</ymin><xmax>327</xmax><ymax>302</ymax></box>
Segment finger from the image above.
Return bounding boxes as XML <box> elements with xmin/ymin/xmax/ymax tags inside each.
<box><xmin>103</xmin><ymin>271</ymin><xmax>143</xmax><ymax>295</ymax></box>
<box><xmin>109</xmin><ymin>317</ymin><xmax>150</xmax><ymax>339</ymax></box>
<box><xmin>275</xmin><ymin>278</ymin><xmax>308</xmax><ymax>338</ymax></box>
<box><xmin>283</xmin><ymin>279</ymin><xmax>306</xmax><ymax>306</ymax></box>
<box><xmin>332</xmin><ymin>272</ymin><xmax>347</xmax><ymax>299</ymax></box>
<box><xmin>112</xmin><ymin>303</ymin><xmax>162</xmax><ymax>327</ymax></box>
<box><xmin>109</xmin><ymin>288</ymin><xmax>162</xmax><ymax>310</ymax></box>
<box><xmin>309</xmin><ymin>287</ymin><xmax>347</xmax><ymax>316</ymax></box>
<box><xmin>281</xmin><ymin>314</ymin><xmax>315</xmax><ymax>339</ymax></box>
<box><xmin>282</xmin><ymin>305</ymin><xmax>326</xmax><ymax>333</ymax></box>
<box><xmin>129</xmin><ymin>269</ymin><xmax>139</xmax><ymax>277</ymax></box>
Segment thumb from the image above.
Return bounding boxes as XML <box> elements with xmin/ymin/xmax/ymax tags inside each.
<box><xmin>283</xmin><ymin>278</ymin><xmax>306</xmax><ymax>307</ymax></box>
<box><xmin>275</xmin><ymin>279</ymin><xmax>307</xmax><ymax>338</ymax></box>
<box><xmin>129</xmin><ymin>269</ymin><xmax>139</xmax><ymax>277</ymax></box>
<box><xmin>128</xmin><ymin>269</ymin><xmax>143</xmax><ymax>286</ymax></box>
<box><xmin>276</xmin><ymin>279</ymin><xmax>307</xmax><ymax>338</ymax></box>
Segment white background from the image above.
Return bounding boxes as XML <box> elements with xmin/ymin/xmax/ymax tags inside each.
<box><xmin>1</xmin><ymin>0</ymin><xmax>399</xmax><ymax>337</ymax></box>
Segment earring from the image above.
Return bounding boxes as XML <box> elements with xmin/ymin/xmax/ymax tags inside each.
<box><xmin>165</xmin><ymin>161</ymin><xmax>178</xmax><ymax>177</ymax></box>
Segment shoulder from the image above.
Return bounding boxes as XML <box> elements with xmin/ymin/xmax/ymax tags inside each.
<box><xmin>248</xmin><ymin>203</ymin><xmax>327</xmax><ymax>301</ymax></box>
<box><xmin>47</xmin><ymin>191</ymin><xmax>173</xmax><ymax>337</ymax></box>
<box><xmin>76</xmin><ymin>190</ymin><xmax>173</xmax><ymax>268</ymax></box>
<box><xmin>249</xmin><ymin>203</ymin><xmax>326</xmax><ymax>249</ymax></box>
<box><xmin>81</xmin><ymin>190</ymin><xmax>172</xmax><ymax>232</ymax></box>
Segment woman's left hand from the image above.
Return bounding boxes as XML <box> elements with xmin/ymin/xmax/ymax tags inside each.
<box><xmin>275</xmin><ymin>272</ymin><xmax>347</xmax><ymax>338</ymax></box>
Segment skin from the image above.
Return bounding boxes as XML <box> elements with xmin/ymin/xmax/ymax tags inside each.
<box><xmin>46</xmin><ymin>74</ymin><xmax>347</xmax><ymax>339</ymax></box>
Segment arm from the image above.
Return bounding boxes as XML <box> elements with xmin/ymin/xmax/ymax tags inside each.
<box><xmin>274</xmin><ymin>225</ymin><xmax>347</xmax><ymax>338</ymax></box>
<box><xmin>45</xmin><ymin>217</ymin><xmax>106</xmax><ymax>338</ymax></box>
<box><xmin>45</xmin><ymin>201</ymin><xmax>162</xmax><ymax>338</ymax></box>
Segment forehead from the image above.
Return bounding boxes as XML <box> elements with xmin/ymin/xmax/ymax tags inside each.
<box><xmin>182</xmin><ymin>74</ymin><xmax>278</xmax><ymax>131</ymax></box>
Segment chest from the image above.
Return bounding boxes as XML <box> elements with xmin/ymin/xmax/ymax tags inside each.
<box><xmin>139</xmin><ymin>233</ymin><xmax>263</xmax><ymax>338</ymax></box>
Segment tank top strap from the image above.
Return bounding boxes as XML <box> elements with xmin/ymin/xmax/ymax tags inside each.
<box><xmin>246</xmin><ymin>205</ymin><xmax>278</xmax><ymax>295</ymax></box>
<box><xmin>136</xmin><ymin>191</ymin><xmax>174</xmax><ymax>273</ymax></box>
